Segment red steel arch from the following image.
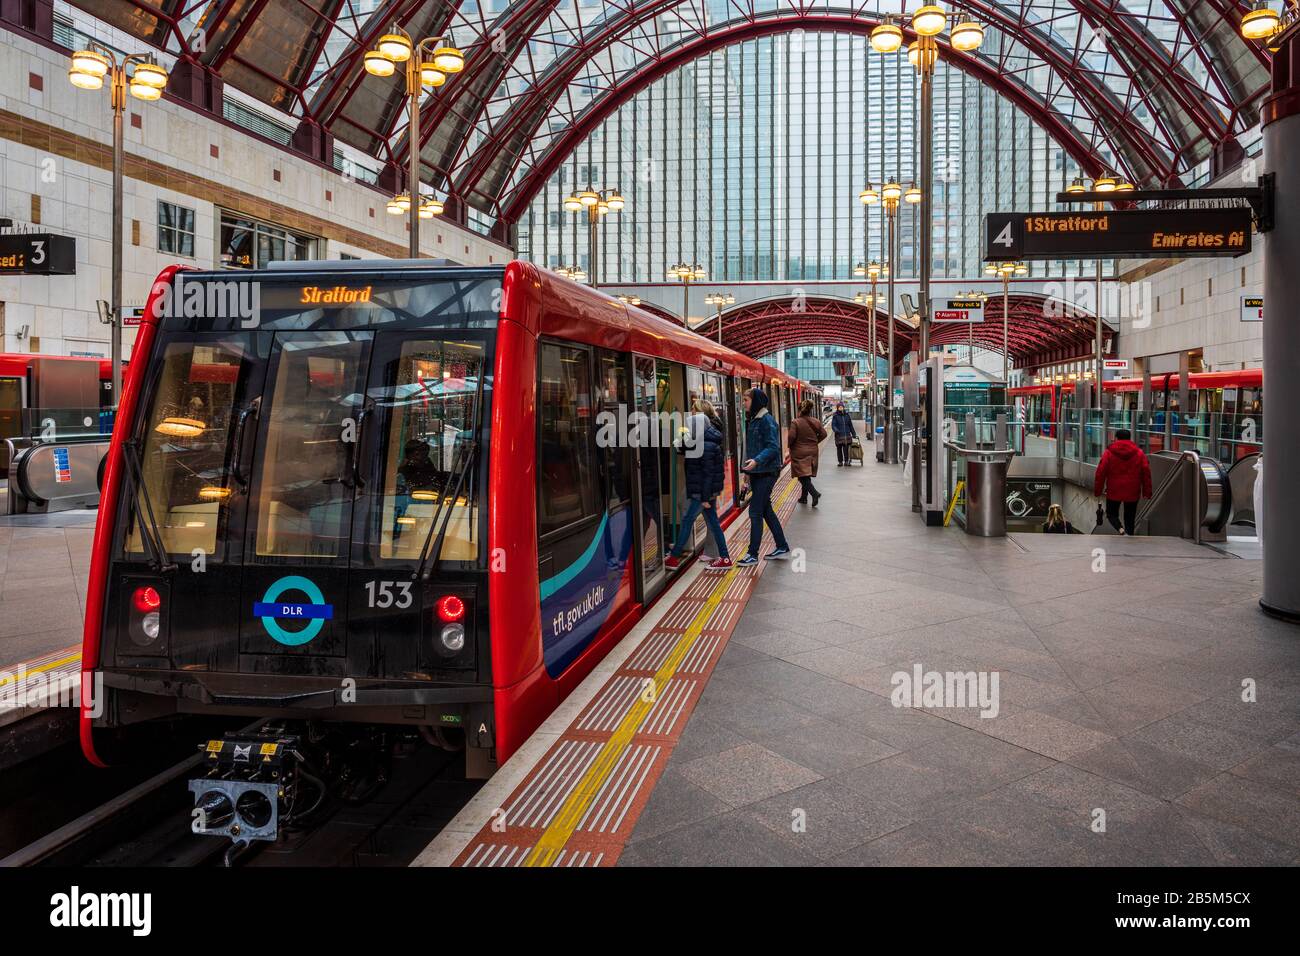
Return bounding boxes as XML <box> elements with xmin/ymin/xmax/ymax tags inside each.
<box><xmin>692</xmin><ymin>293</ymin><xmax>1102</xmax><ymax>369</ymax></box>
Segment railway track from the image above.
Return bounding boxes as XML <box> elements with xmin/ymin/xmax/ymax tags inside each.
<box><xmin>1</xmin><ymin>728</ymin><xmax>478</xmax><ymax>868</ymax></box>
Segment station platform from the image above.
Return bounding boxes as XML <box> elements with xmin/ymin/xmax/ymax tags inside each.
<box><xmin>419</xmin><ymin>431</ymin><xmax>1300</xmax><ymax>867</ymax></box>
<box><xmin>0</xmin><ymin>512</ymin><xmax>93</xmax><ymax>729</ymax></box>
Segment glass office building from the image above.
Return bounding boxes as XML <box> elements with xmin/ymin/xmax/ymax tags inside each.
<box><xmin>518</xmin><ymin>32</ymin><xmax>1098</xmax><ymax>283</ymax></box>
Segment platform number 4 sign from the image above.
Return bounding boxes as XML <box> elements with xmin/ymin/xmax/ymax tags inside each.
<box><xmin>984</xmin><ymin>214</ymin><xmax>1023</xmax><ymax>260</ymax></box>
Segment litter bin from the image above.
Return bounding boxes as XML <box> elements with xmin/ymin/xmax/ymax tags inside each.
<box><xmin>965</xmin><ymin>458</ymin><xmax>1009</xmax><ymax>537</ymax></box>
<box><xmin>874</xmin><ymin>426</ymin><xmax>884</xmax><ymax>462</ymax></box>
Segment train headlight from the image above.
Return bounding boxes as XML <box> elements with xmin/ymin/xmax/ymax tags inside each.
<box><xmin>439</xmin><ymin>622</ymin><xmax>466</xmax><ymax>653</ymax></box>
<box><xmin>141</xmin><ymin>611</ymin><xmax>161</xmax><ymax>642</ymax></box>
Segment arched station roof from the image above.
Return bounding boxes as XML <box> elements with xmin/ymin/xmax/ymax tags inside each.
<box><xmin>676</xmin><ymin>291</ymin><xmax>1102</xmax><ymax>367</ymax></box>
<box><xmin>78</xmin><ymin>1</ymin><xmax>1268</xmax><ymax>227</ymax></box>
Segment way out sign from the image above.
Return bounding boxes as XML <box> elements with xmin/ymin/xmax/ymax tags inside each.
<box><xmin>1241</xmin><ymin>296</ymin><xmax>1263</xmax><ymax>322</ymax></box>
<box><xmin>934</xmin><ymin>298</ymin><xmax>985</xmax><ymax>323</ymax></box>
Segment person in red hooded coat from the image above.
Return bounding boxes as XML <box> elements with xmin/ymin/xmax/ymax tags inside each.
<box><xmin>1093</xmin><ymin>429</ymin><xmax>1153</xmax><ymax>535</ymax></box>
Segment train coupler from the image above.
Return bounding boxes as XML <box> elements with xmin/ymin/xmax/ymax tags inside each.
<box><xmin>189</xmin><ymin>733</ymin><xmax>301</xmax><ymax>844</ymax></box>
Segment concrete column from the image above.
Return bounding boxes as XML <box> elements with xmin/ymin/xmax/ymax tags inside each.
<box><xmin>1261</xmin><ymin>39</ymin><xmax>1300</xmax><ymax>622</ymax></box>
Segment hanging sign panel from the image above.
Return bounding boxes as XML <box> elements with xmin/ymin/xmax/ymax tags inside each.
<box><xmin>0</xmin><ymin>233</ymin><xmax>76</xmax><ymax>274</ymax></box>
<box><xmin>1240</xmin><ymin>296</ymin><xmax>1263</xmax><ymax>322</ymax></box>
<box><xmin>934</xmin><ymin>298</ymin><xmax>986</xmax><ymax>323</ymax></box>
<box><xmin>984</xmin><ymin>209</ymin><xmax>1252</xmax><ymax>261</ymax></box>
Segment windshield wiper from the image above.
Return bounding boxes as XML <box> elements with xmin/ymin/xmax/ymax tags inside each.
<box><xmin>413</xmin><ymin>369</ymin><xmax>486</xmax><ymax>582</ymax></box>
<box><xmin>121</xmin><ymin>439</ymin><xmax>177</xmax><ymax>574</ymax></box>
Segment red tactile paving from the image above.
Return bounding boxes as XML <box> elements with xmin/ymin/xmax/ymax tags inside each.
<box><xmin>453</xmin><ymin>476</ymin><xmax>801</xmax><ymax>867</ymax></box>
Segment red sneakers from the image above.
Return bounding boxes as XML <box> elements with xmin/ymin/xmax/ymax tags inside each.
<box><xmin>664</xmin><ymin>555</ymin><xmax>682</xmax><ymax>570</ymax></box>
<box><xmin>705</xmin><ymin>557</ymin><xmax>733</xmax><ymax>571</ymax></box>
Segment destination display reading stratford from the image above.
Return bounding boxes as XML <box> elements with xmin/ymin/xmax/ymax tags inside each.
<box><xmin>984</xmin><ymin>208</ymin><xmax>1252</xmax><ymax>261</ymax></box>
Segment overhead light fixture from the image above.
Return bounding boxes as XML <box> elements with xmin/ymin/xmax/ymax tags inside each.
<box><xmin>951</xmin><ymin>20</ymin><xmax>984</xmax><ymax>51</ymax></box>
<box><xmin>419</xmin><ymin>62</ymin><xmax>446</xmax><ymax>87</ymax></box>
<box><xmin>1065</xmin><ymin>176</ymin><xmax>1086</xmax><ymax>194</ymax></box>
<box><xmin>128</xmin><ymin>78</ymin><xmax>164</xmax><ymax>101</ymax></box>
<box><xmin>859</xmin><ymin>185</ymin><xmax>879</xmax><ymax>205</ymax></box>
<box><xmin>882</xmin><ymin>180</ymin><xmax>902</xmax><ymax>202</ymax></box>
<box><xmin>912</xmin><ymin>5</ymin><xmax>948</xmax><ymax>37</ymax></box>
<box><xmin>904</xmin><ymin>184</ymin><xmax>922</xmax><ymax>204</ymax></box>
<box><xmin>431</xmin><ymin>39</ymin><xmax>464</xmax><ymax>73</ymax></box>
<box><xmin>870</xmin><ymin>22</ymin><xmax>904</xmax><ymax>54</ymax></box>
<box><xmin>1093</xmin><ymin>173</ymin><xmax>1118</xmax><ymax>193</ymax></box>
<box><xmin>578</xmin><ymin>187</ymin><xmax>600</xmax><ymax>207</ymax></box>
<box><xmin>377</xmin><ymin>32</ymin><xmax>413</xmax><ymax>62</ymax></box>
<box><xmin>596</xmin><ymin>200</ymin><xmax>610</xmax><ymax>215</ymax></box>
<box><xmin>130</xmin><ymin>61</ymin><xmax>168</xmax><ymax>89</ymax></box>
<box><xmin>419</xmin><ymin>198</ymin><xmax>443</xmax><ymax>218</ymax></box>
<box><xmin>363</xmin><ymin>50</ymin><xmax>396</xmax><ymax>76</ymax></box>
<box><xmin>1114</xmin><ymin>179</ymin><xmax>1135</xmax><ymax>192</ymax></box>
<box><xmin>605</xmin><ymin>191</ymin><xmax>625</xmax><ymax>211</ymax></box>
<box><xmin>1241</xmin><ymin>1</ymin><xmax>1282</xmax><ymax>40</ymax></box>
<box><xmin>70</xmin><ymin>49</ymin><xmax>110</xmax><ymax>80</ymax></box>
<box><xmin>563</xmin><ymin>194</ymin><xmax>583</xmax><ymax>212</ymax></box>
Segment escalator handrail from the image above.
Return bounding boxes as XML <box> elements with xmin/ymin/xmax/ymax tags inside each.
<box><xmin>1135</xmin><ymin>449</ymin><xmax>1202</xmax><ymax>543</ymax></box>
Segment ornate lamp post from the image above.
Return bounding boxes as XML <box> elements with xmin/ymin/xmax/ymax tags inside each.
<box><xmin>363</xmin><ymin>27</ymin><xmax>463</xmax><ymax>257</ymax></box>
<box><xmin>704</xmin><ymin>292</ymin><xmax>735</xmax><ymax>345</ymax></box>
<box><xmin>563</xmin><ymin>187</ymin><xmax>625</xmax><ymax>286</ymax></box>
<box><xmin>69</xmin><ymin>44</ymin><xmax>170</xmax><ymax>405</ymax></box>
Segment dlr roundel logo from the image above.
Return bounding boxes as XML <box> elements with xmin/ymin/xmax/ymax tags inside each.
<box><xmin>253</xmin><ymin>575</ymin><xmax>333</xmax><ymax>646</ymax></box>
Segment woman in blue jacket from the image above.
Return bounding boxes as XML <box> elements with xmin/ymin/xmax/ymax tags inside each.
<box><xmin>737</xmin><ymin>387</ymin><xmax>791</xmax><ymax>566</ymax></box>
<box><xmin>830</xmin><ymin>403</ymin><xmax>856</xmax><ymax>465</ymax></box>
<box><xmin>665</xmin><ymin>399</ymin><xmax>732</xmax><ymax>571</ymax></box>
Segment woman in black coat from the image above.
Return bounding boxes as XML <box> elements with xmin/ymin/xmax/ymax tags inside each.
<box><xmin>665</xmin><ymin>399</ymin><xmax>732</xmax><ymax>571</ymax></box>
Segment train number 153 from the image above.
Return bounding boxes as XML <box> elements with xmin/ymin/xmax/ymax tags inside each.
<box><xmin>365</xmin><ymin>580</ymin><xmax>413</xmax><ymax>609</ymax></box>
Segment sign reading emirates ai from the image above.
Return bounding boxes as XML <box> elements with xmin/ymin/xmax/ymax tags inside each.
<box><xmin>984</xmin><ymin>208</ymin><xmax>1252</xmax><ymax>261</ymax></box>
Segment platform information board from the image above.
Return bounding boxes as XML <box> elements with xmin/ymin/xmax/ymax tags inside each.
<box><xmin>984</xmin><ymin>209</ymin><xmax>1252</xmax><ymax>261</ymax></box>
<box><xmin>0</xmin><ymin>233</ymin><xmax>76</xmax><ymax>274</ymax></box>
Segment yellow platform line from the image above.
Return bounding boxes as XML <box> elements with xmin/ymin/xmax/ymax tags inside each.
<box><xmin>0</xmin><ymin>651</ymin><xmax>81</xmax><ymax>688</ymax></box>
<box><xmin>521</xmin><ymin>478</ymin><xmax>796</xmax><ymax>867</ymax></box>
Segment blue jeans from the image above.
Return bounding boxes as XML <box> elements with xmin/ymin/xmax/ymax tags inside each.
<box><xmin>746</xmin><ymin>473</ymin><xmax>789</xmax><ymax>557</ymax></box>
<box><xmin>670</xmin><ymin>496</ymin><xmax>730</xmax><ymax>559</ymax></box>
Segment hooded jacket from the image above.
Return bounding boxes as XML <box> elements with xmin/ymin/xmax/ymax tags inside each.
<box><xmin>743</xmin><ymin>389</ymin><xmax>782</xmax><ymax>475</ymax></box>
<box><xmin>1094</xmin><ymin>439</ymin><xmax>1153</xmax><ymax>503</ymax></box>
<box><xmin>682</xmin><ymin>413</ymin><xmax>725</xmax><ymax>499</ymax></box>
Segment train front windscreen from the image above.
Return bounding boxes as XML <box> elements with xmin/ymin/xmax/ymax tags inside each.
<box><xmin>101</xmin><ymin>270</ymin><xmax>502</xmax><ymax>721</ymax></box>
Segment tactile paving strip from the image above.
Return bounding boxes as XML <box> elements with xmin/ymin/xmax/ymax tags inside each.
<box><xmin>452</xmin><ymin>476</ymin><xmax>801</xmax><ymax>867</ymax></box>
<box><xmin>0</xmin><ymin>644</ymin><xmax>82</xmax><ymax>724</ymax></box>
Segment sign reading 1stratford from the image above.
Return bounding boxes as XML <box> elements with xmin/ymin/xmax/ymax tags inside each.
<box><xmin>984</xmin><ymin>208</ymin><xmax>1252</xmax><ymax>261</ymax></box>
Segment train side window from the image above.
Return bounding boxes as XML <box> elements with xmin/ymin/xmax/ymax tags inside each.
<box><xmin>538</xmin><ymin>342</ymin><xmax>600</xmax><ymax>537</ymax></box>
<box><xmin>598</xmin><ymin>352</ymin><xmax>630</xmax><ymax>505</ymax></box>
<box><xmin>126</xmin><ymin>338</ymin><xmax>255</xmax><ymax>559</ymax></box>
